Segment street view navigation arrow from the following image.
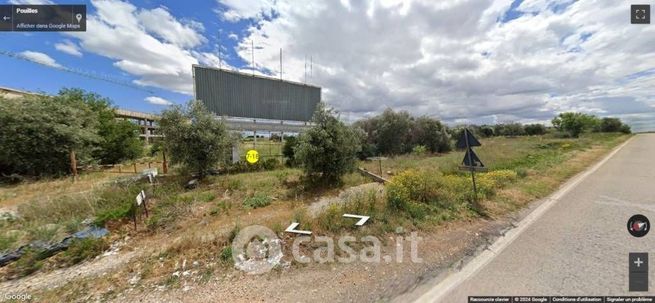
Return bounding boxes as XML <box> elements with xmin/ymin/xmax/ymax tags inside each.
<box><xmin>342</xmin><ymin>214</ymin><xmax>370</xmax><ymax>226</ymax></box>
<box><xmin>285</xmin><ymin>222</ymin><xmax>312</xmax><ymax>235</ymax></box>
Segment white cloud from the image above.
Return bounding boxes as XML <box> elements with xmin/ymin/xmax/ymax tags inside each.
<box><xmin>221</xmin><ymin>0</ymin><xmax>655</xmax><ymax>128</ymax></box>
<box><xmin>217</xmin><ymin>0</ymin><xmax>276</xmax><ymax>21</ymax></box>
<box><xmin>228</xmin><ymin>33</ymin><xmax>238</xmax><ymax>40</ymax></box>
<box><xmin>64</xmin><ymin>0</ymin><xmax>227</xmax><ymax>95</ymax></box>
<box><xmin>145</xmin><ymin>96</ymin><xmax>172</xmax><ymax>106</ymax></box>
<box><xmin>54</xmin><ymin>40</ymin><xmax>83</xmax><ymax>57</ymax></box>
<box><xmin>137</xmin><ymin>7</ymin><xmax>207</xmax><ymax>48</ymax></box>
<box><xmin>19</xmin><ymin>51</ymin><xmax>62</xmax><ymax>68</ymax></box>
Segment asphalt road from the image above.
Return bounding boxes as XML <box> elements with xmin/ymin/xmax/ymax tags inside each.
<box><xmin>416</xmin><ymin>134</ymin><xmax>655</xmax><ymax>302</ymax></box>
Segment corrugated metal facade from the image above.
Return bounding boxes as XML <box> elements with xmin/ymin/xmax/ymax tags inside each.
<box><xmin>193</xmin><ymin>65</ymin><xmax>321</xmax><ymax>122</ymax></box>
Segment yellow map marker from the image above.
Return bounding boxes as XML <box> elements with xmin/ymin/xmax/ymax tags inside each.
<box><xmin>246</xmin><ymin>149</ymin><xmax>259</xmax><ymax>164</ymax></box>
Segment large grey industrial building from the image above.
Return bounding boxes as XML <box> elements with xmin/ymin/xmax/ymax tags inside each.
<box><xmin>192</xmin><ymin>65</ymin><xmax>321</xmax><ymax>133</ymax></box>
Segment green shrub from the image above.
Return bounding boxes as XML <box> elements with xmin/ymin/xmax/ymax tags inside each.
<box><xmin>146</xmin><ymin>194</ymin><xmax>193</xmax><ymax>230</ymax></box>
<box><xmin>0</xmin><ymin>89</ymin><xmax>143</xmax><ymax>177</ymax></box>
<box><xmin>524</xmin><ymin>124</ymin><xmax>547</xmax><ymax>136</ymax></box>
<box><xmin>283</xmin><ymin>136</ymin><xmax>299</xmax><ymax>166</ymax></box>
<box><xmin>221</xmin><ymin>178</ymin><xmax>243</xmax><ymax>191</ymax></box>
<box><xmin>262</xmin><ymin>158</ymin><xmax>281</xmax><ymax>170</ymax></box>
<box><xmin>160</xmin><ymin>100</ymin><xmax>231</xmax><ymax>178</ymax></box>
<box><xmin>386</xmin><ymin>183</ymin><xmax>410</xmax><ymax>211</ymax></box>
<box><xmin>243</xmin><ymin>194</ymin><xmax>272</xmax><ymax>209</ymax></box>
<box><xmin>386</xmin><ymin>169</ymin><xmax>518</xmax><ymax>220</ymax></box>
<box><xmin>412</xmin><ymin>145</ymin><xmax>428</xmax><ymax>155</ymax></box>
<box><xmin>552</xmin><ymin>112</ymin><xmax>599</xmax><ymax>138</ymax></box>
<box><xmin>315</xmin><ymin>204</ymin><xmax>348</xmax><ymax>232</ymax></box>
<box><xmin>295</xmin><ymin>103</ymin><xmax>361</xmax><ymax>186</ymax></box>
<box><xmin>406</xmin><ymin>202</ymin><xmax>429</xmax><ymax>220</ymax></box>
<box><xmin>94</xmin><ymin>203</ymin><xmax>135</xmax><ymax>227</ymax></box>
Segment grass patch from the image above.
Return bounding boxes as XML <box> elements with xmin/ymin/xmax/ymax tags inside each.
<box><xmin>323</xmin><ymin>133</ymin><xmax>629</xmax><ymax>233</ymax></box>
<box><xmin>4</xmin><ymin>248</ymin><xmax>45</xmax><ymax>279</ymax></box>
<box><xmin>219</xmin><ymin>246</ymin><xmax>232</xmax><ymax>263</ymax></box>
<box><xmin>243</xmin><ymin>193</ymin><xmax>272</xmax><ymax>209</ymax></box>
<box><xmin>57</xmin><ymin>237</ymin><xmax>109</xmax><ymax>267</ymax></box>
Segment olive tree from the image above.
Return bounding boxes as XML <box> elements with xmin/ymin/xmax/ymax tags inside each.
<box><xmin>295</xmin><ymin>103</ymin><xmax>361</xmax><ymax>185</ymax></box>
<box><xmin>0</xmin><ymin>94</ymin><xmax>99</xmax><ymax>176</ymax></box>
<box><xmin>552</xmin><ymin>112</ymin><xmax>599</xmax><ymax>138</ymax></box>
<box><xmin>160</xmin><ymin>100</ymin><xmax>230</xmax><ymax>178</ymax></box>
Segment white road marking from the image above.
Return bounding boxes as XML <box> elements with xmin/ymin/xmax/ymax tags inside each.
<box><xmin>413</xmin><ymin>136</ymin><xmax>635</xmax><ymax>303</ymax></box>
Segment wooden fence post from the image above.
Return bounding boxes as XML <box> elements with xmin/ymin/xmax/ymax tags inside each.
<box><xmin>70</xmin><ymin>150</ymin><xmax>77</xmax><ymax>182</ymax></box>
<box><xmin>162</xmin><ymin>151</ymin><xmax>168</xmax><ymax>174</ymax></box>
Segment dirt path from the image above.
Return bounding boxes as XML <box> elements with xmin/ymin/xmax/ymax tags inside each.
<box><xmin>0</xmin><ymin>245</ymin><xmax>142</xmax><ymax>297</ymax></box>
<box><xmin>1</xmin><ymin>181</ymin><xmax>509</xmax><ymax>303</ymax></box>
<box><xmin>111</xmin><ymin>219</ymin><xmax>511</xmax><ymax>303</ymax></box>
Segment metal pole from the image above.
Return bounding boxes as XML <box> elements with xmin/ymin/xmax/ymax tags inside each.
<box><xmin>218</xmin><ymin>31</ymin><xmax>222</xmax><ymax>69</ymax></box>
<box><xmin>280</xmin><ymin>48</ymin><xmax>282</xmax><ymax>80</ymax></box>
<box><xmin>143</xmin><ymin>195</ymin><xmax>149</xmax><ymax>218</ymax></box>
<box><xmin>251</xmin><ymin>40</ymin><xmax>255</xmax><ymax>76</ymax></box>
<box><xmin>132</xmin><ymin>205</ymin><xmax>137</xmax><ymax>231</ymax></box>
<box><xmin>464</xmin><ymin>129</ymin><xmax>478</xmax><ymax>202</ymax></box>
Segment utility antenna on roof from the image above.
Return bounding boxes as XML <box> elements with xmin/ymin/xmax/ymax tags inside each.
<box><xmin>251</xmin><ymin>40</ymin><xmax>255</xmax><ymax>76</ymax></box>
<box><xmin>217</xmin><ymin>31</ymin><xmax>222</xmax><ymax>69</ymax></box>
<box><xmin>279</xmin><ymin>48</ymin><xmax>282</xmax><ymax>80</ymax></box>
<box><xmin>304</xmin><ymin>55</ymin><xmax>307</xmax><ymax>83</ymax></box>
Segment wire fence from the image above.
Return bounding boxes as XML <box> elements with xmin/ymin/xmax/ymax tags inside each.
<box><xmin>237</xmin><ymin>140</ymin><xmax>285</xmax><ymax>162</ymax></box>
<box><xmin>78</xmin><ymin>161</ymin><xmax>166</xmax><ymax>174</ymax></box>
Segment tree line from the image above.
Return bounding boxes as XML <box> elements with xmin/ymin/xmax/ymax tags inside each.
<box><xmin>0</xmin><ymin>88</ymin><xmax>632</xmax><ymax>183</ymax></box>
<box><xmin>0</xmin><ymin>89</ymin><xmax>143</xmax><ymax>178</ymax></box>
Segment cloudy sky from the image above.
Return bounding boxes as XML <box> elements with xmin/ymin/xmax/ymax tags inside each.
<box><xmin>1</xmin><ymin>0</ymin><xmax>654</xmax><ymax>131</ymax></box>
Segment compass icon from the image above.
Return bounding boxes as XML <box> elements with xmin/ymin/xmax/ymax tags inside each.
<box><xmin>628</xmin><ymin>214</ymin><xmax>650</xmax><ymax>237</ymax></box>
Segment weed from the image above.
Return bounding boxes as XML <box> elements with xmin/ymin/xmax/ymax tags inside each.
<box><xmin>219</xmin><ymin>246</ymin><xmax>232</xmax><ymax>263</ymax></box>
<box><xmin>59</xmin><ymin>238</ymin><xmax>109</xmax><ymax>266</ymax></box>
<box><xmin>196</xmin><ymin>191</ymin><xmax>216</xmax><ymax>203</ymax></box>
<box><xmin>412</xmin><ymin>145</ymin><xmax>428</xmax><ymax>155</ymax></box>
<box><xmin>228</xmin><ymin>223</ymin><xmax>240</xmax><ymax>242</ymax></box>
<box><xmin>199</xmin><ymin>267</ymin><xmax>214</xmax><ymax>283</ymax></box>
<box><xmin>5</xmin><ymin>248</ymin><xmax>44</xmax><ymax>279</ymax></box>
<box><xmin>222</xmin><ymin>178</ymin><xmax>243</xmax><ymax>191</ymax></box>
<box><xmin>0</xmin><ymin>233</ymin><xmax>17</xmax><ymax>251</ymax></box>
<box><xmin>243</xmin><ymin>193</ymin><xmax>272</xmax><ymax>209</ymax></box>
<box><xmin>94</xmin><ymin>203</ymin><xmax>135</xmax><ymax>227</ymax></box>
<box><xmin>27</xmin><ymin>224</ymin><xmax>62</xmax><ymax>242</ymax></box>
